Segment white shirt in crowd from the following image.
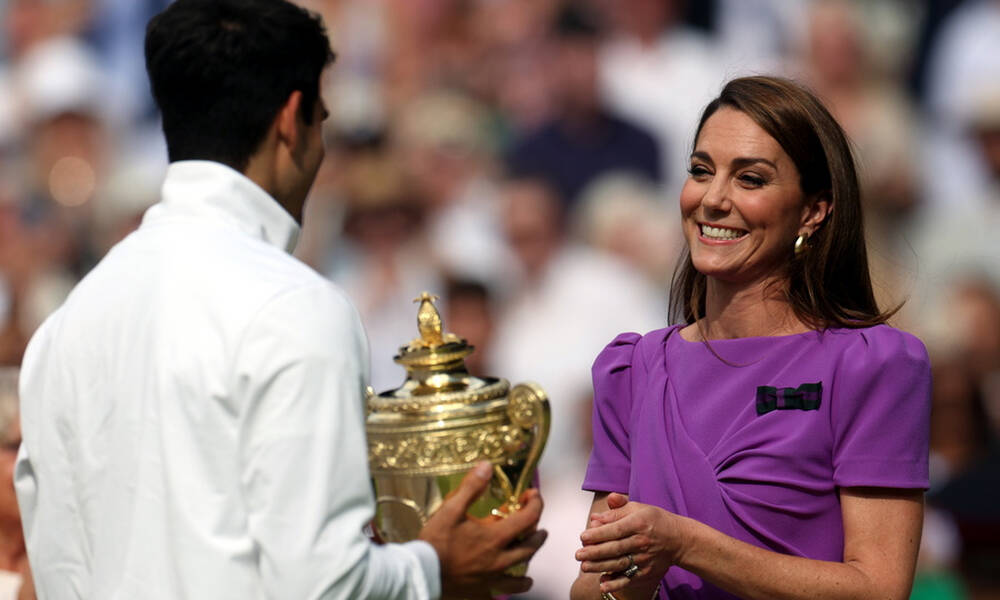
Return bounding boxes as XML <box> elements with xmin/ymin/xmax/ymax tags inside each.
<box><xmin>14</xmin><ymin>161</ymin><xmax>439</xmax><ymax>600</ymax></box>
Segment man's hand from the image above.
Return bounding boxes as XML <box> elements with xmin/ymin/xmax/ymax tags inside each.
<box><xmin>419</xmin><ymin>462</ymin><xmax>547</xmax><ymax>599</ymax></box>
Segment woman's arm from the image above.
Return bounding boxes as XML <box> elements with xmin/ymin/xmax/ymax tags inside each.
<box><xmin>576</xmin><ymin>487</ymin><xmax>923</xmax><ymax>600</ymax></box>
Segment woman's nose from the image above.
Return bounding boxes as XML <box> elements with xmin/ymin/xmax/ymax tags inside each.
<box><xmin>700</xmin><ymin>178</ymin><xmax>731</xmax><ymax>213</ymax></box>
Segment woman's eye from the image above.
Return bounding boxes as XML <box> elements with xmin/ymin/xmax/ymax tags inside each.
<box><xmin>687</xmin><ymin>165</ymin><xmax>710</xmax><ymax>178</ymax></box>
<box><xmin>739</xmin><ymin>173</ymin><xmax>765</xmax><ymax>187</ymax></box>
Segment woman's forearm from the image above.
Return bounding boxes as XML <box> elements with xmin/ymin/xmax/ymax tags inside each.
<box><xmin>676</xmin><ymin>515</ymin><xmax>914</xmax><ymax>600</ymax></box>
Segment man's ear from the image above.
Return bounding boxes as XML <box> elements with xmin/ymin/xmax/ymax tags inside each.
<box><xmin>800</xmin><ymin>191</ymin><xmax>832</xmax><ymax>235</ymax></box>
<box><xmin>275</xmin><ymin>90</ymin><xmax>304</xmax><ymax>152</ymax></box>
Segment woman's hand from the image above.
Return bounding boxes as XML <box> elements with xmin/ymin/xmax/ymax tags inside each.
<box><xmin>575</xmin><ymin>493</ymin><xmax>691</xmax><ymax>596</ymax></box>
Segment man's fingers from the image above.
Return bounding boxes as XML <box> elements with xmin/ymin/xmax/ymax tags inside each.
<box><xmin>436</xmin><ymin>461</ymin><xmax>493</xmax><ymax>523</ymax></box>
<box><xmin>489</xmin><ymin>489</ymin><xmax>544</xmax><ymax>546</ymax></box>
<box><xmin>494</xmin><ymin>528</ymin><xmax>548</xmax><ymax>570</ymax></box>
<box><xmin>516</xmin><ymin>487</ymin><xmax>539</xmax><ymax>506</ymax></box>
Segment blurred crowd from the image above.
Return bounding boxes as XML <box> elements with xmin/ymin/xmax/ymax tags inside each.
<box><xmin>0</xmin><ymin>0</ymin><xmax>999</xmax><ymax>598</ymax></box>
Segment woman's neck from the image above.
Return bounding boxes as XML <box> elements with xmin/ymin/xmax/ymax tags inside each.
<box><xmin>693</xmin><ymin>276</ymin><xmax>809</xmax><ymax>340</ymax></box>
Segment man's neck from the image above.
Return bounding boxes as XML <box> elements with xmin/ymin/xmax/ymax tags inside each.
<box><xmin>0</xmin><ymin>519</ymin><xmax>26</xmax><ymax>571</ymax></box>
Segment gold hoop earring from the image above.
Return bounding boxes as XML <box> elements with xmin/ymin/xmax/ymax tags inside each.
<box><xmin>794</xmin><ymin>233</ymin><xmax>808</xmax><ymax>256</ymax></box>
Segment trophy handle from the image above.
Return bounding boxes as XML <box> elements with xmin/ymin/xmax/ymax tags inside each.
<box><xmin>507</xmin><ymin>382</ymin><xmax>551</xmax><ymax>504</ymax></box>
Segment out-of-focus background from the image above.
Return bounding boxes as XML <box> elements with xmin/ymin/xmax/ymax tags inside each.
<box><xmin>0</xmin><ymin>0</ymin><xmax>998</xmax><ymax>598</ymax></box>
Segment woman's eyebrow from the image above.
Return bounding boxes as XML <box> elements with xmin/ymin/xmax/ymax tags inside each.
<box><xmin>690</xmin><ymin>151</ymin><xmax>778</xmax><ymax>171</ymax></box>
<box><xmin>731</xmin><ymin>157</ymin><xmax>778</xmax><ymax>170</ymax></box>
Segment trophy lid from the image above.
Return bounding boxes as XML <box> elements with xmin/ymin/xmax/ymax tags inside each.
<box><xmin>368</xmin><ymin>292</ymin><xmax>509</xmax><ymax>417</ymax></box>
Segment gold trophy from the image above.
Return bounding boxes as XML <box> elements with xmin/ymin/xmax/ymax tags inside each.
<box><xmin>367</xmin><ymin>292</ymin><xmax>550</xmax><ymax>565</ymax></box>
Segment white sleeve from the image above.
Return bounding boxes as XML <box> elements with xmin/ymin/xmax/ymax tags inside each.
<box><xmin>14</xmin><ymin>313</ymin><xmax>91</xmax><ymax>599</ymax></box>
<box><xmin>234</xmin><ymin>282</ymin><xmax>440</xmax><ymax>600</ymax></box>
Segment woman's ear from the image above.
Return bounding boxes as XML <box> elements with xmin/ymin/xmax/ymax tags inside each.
<box><xmin>800</xmin><ymin>191</ymin><xmax>832</xmax><ymax>235</ymax></box>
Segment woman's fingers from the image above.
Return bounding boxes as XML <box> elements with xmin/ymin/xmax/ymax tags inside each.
<box><xmin>576</xmin><ymin>537</ymin><xmax>635</xmax><ymax>562</ymax></box>
<box><xmin>578</xmin><ymin>554</ymin><xmax>636</xmax><ymax>574</ymax></box>
<box><xmin>580</xmin><ymin>515</ymin><xmax>636</xmax><ymax>545</ymax></box>
<box><xmin>599</xmin><ymin>573</ymin><xmax>634</xmax><ymax>595</ymax></box>
<box><xmin>606</xmin><ymin>492</ymin><xmax>629</xmax><ymax>509</ymax></box>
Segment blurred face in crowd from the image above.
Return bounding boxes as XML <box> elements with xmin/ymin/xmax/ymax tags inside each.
<box><xmin>30</xmin><ymin>112</ymin><xmax>107</xmax><ymax>207</ymax></box>
<box><xmin>596</xmin><ymin>0</ymin><xmax>679</xmax><ymax>42</ymax></box>
<box><xmin>444</xmin><ymin>290</ymin><xmax>493</xmax><ymax>375</ymax></box>
<box><xmin>680</xmin><ymin>107</ymin><xmax>827</xmax><ymax>286</ymax></box>
<box><xmin>807</xmin><ymin>0</ymin><xmax>865</xmax><ymax>88</ymax></box>
<box><xmin>502</xmin><ymin>179</ymin><xmax>563</xmax><ymax>278</ymax></box>
<box><xmin>551</xmin><ymin>37</ymin><xmax>599</xmax><ymax>115</ymax></box>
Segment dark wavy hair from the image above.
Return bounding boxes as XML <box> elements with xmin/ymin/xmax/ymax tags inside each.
<box><xmin>668</xmin><ymin>75</ymin><xmax>895</xmax><ymax>329</ymax></box>
<box><xmin>145</xmin><ymin>0</ymin><xmax>335</xmax><ymax>171</ymax></box>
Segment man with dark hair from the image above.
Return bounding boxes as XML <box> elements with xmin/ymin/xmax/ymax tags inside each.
<box><xmin>505</xmin><ymin>4</ymin><xmax>662</xmax><ymax>208</ymax></box>
<box><xmin>14</xmin><ymin>1</ymin><xmax>544</xmax><ymax>598</ymax></box>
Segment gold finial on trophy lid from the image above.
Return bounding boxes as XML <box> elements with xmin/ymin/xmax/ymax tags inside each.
<box><xmin>394</xmin><ymin>292</ymin><xmax>472</xmax><ymax>375</ymax></box>
<box><xmin>406</xmin><ymin>292</ymin><xmax>462</xmax><ymax>351</ymax></box>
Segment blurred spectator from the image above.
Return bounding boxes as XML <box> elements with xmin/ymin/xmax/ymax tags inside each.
<box><xmin>3</xmin><ymin>0</ymin><xmax>93</xmax><ymax>59</ymax></box>
<box><xmin>922</xmin><ymin>0</ymin><xmax>1000</xmax><ymax>212</ymax></box>
<box><xmin>913</xmin><ymin>91</ymin><xmax>1000</xmax><ymax>332</ymax></box>
<box><xmin>380</xmin><ymin>0</ymin><xmax>485</xmax><ymax>114</ymax></box>
<box><xmin>469</xmin><ymin>0</ymin><xmax>560</xmax><ymax>135</ymax></box>
<box><xmin>488</xmin><ymin>175</ymin><xmax>663</xmax><ymax>599</ymax></box>
<box><xmin>919</xmin><ymin>276</ymin><xmax>1000</xmax><ymax>597</ymax></box>
<box><xmin>0</xmin><ymin>367</ymin><xmax>34</xmax><ymax>600</ymax></box>
<box><xmin>4</xmin><ymin>37</ymin><xmax>114</xmax><ymax>344</ymax></box>
<box><xmin>710</xmin><ymin>0</ymin><xmax>803</xmax><ymax>73</ymax></box>
<box><xmin>797</xmin><ymin>0</ymin><xmax>924</xmax><ymax>316</ymax></box>
<box><xmin>572</xmin><ymin>172</ymin><xmax>681</xmax><ymax>287</ymax></box>
<box><xmin>505</xmin><ymin>3</ymin><xmax>662</xmax><ymax>208</ymax></box>
<box><xmin>595</xmin><ymin>0</ymin><xmax>728</xmax><ymax>196</ymax></box>
<box><xmin>929</xmin><ymin>355</ymin><xmax>993</xmax><ymax>487</ymax></box>
<box><xmin>87</xmin><ymin>0</ymin><xmax>171</xmax><ymax>128</ymax></box>
<box><xmin>395</xmin><ymin>89</ymin><xmax>514</xmax><ymax>284</ymax></box>
<box><xmin>322</xmin><ymin>141</ymin><xmax>440</xmax><ymax>392</ymax></box>
<box><xmin>912</xmin><ymin>507</ymin><xmax>970</xmax><ymax>600</ymax></box>
<box><xmin>443</xmin><ymin>277</ymin><xmax>494</xmax><ymax>377</ymax></box>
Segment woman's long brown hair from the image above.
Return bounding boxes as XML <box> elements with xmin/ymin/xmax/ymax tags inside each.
<box><xmin>668</xmin><ymin>76</ymin><xmax>897</xmax><ymax>330</ymax></box>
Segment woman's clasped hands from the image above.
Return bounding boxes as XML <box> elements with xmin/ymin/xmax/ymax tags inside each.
<box><xmin>576</xmin><ymin>493</ymin><xmax>691</xmax><ymax>597</ymax></box>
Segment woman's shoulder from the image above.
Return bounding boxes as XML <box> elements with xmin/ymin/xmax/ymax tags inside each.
<box><xmin>594</xmin><ymin>325</ymin><xmax>682</xmax><ymax>371</ymax></box>
<box><xmin>824</xmin><ymin>323</ymin><xmax>930</xmax><ymax>372</ymax></box>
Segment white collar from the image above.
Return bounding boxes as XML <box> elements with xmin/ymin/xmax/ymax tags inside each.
<box><xmin>147</xmin><ymin>160</ymin><xmax>300</xmax><ymax>253</ymax></box>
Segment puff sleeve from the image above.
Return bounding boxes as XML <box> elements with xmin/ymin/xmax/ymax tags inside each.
<box><xmin>831</xmin><ymin>326</ymin><xmax>932</xmax><ymax>489</ymax></box>
<box><xmin>583</xmin><ymin>332</ymin><xmax>642</xmax><ymax>494</ymax></box>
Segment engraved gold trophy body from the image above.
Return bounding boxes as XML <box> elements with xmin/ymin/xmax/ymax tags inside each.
<box><xmin>366</xmin><ymin>293</ymin><xmax>550</xmax><ymax>569</ymax></box>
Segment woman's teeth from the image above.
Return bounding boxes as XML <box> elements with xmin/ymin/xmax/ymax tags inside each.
<box><xmin>701</xmin><ymin>225</ymin><xmax>745</xmax><ymax>240</ymax></box>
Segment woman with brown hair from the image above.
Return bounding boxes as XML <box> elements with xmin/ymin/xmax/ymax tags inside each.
<box><xmin>571</xmin><ymin>76</ymin><xmax>930</xmax><ymax>600</ymax></box>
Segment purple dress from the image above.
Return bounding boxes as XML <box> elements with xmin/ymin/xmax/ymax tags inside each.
<box><xmin>583</xmin><ymin>324</ymin><xmax>931</xmax><ymax>599</ymax></box>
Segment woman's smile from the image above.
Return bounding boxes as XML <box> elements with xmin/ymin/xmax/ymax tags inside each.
<box><xmin>698</xmin><ymin>222</ymin><xmax>748</xmax><ymax>242</ymax></box>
